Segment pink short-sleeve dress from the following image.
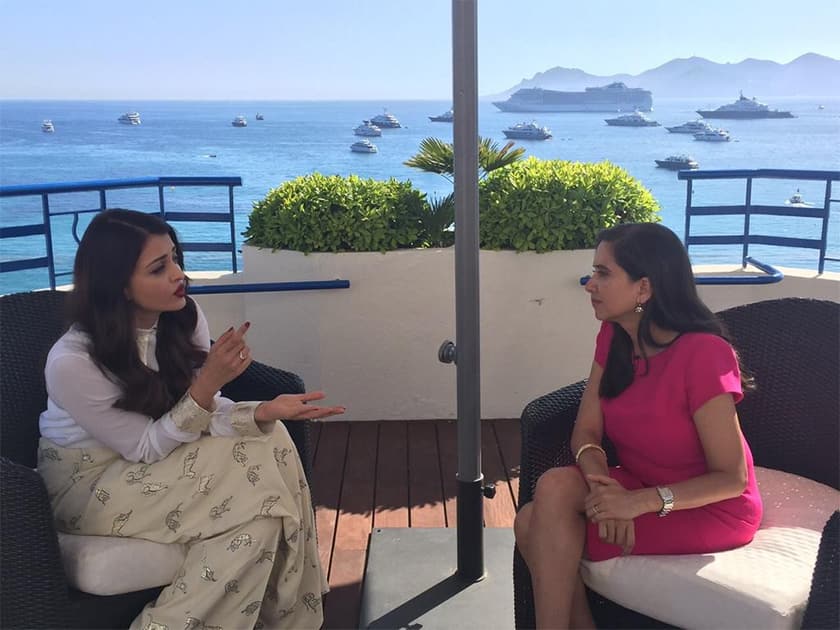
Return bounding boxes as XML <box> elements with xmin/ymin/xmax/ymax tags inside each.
<box><xmin>585</xmin><ymin>322</ymin><xmax>763</xmax><ymax>561</ymax></box>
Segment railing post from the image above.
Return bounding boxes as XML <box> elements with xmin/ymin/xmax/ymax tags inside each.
<box><xmin>819</xmin><ymin>179</ymin><xmax>831</xmax><ymax>274</ymax></box>
<box><xmin>683</xmin><ymin>178</ymin><xmax>693</xmax><ymax>256</ymax></box>
<box><xmin>41</xmin><ymin>193</ymin><xmax>56</xmax><ymax>290</ymax></box>
<box><xmin>743</xmin><ymin>178</ymin><xmax>753</xmax><ymax>267</ymax></box>
<box><xmin>229</xmin><ymin>185</ymin><xmax>238</xmax><ymax>273</ymax></box>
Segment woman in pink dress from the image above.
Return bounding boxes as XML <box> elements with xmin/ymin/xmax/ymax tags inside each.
<box><xmin>513</xmin><ymin>223</ymin><xmax>763</xmax><ymax>629</ymax></box>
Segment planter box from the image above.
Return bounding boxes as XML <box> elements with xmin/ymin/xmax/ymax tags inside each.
<box><xmin>191</xmin><ymin>247</ymin><xmax>840</xmax><ymax>421</ymax></box>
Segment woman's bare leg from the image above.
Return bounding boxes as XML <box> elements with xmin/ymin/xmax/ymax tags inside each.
<box><xmin>514</xmin><ymin>467</ymin><xmax>591</xmax><ymax>629</ymax></box>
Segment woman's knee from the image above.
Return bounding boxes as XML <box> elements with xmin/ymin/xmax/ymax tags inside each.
<box><xmin>514</xmin><ymin>501</ymin><xmax>533</xmax><ymax>545</ymax></box>
<box><xmin>533</xmin><ymin>466</ymin><xmax>587</xmax><ymax>507</ymax></box>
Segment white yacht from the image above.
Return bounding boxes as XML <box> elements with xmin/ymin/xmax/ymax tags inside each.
<box><xmin>231</xmin><ymin>116</ymin><xmax>248</xmax><ymax>127</ymax></box>
<box><xmin>429</xmin><ymin>109</ymin><xmax>454</xmax><ymax>123</ymax></box>
<box><xmin>605</xmin><ymin>111</ymin><xmax>660</xmax><ymax>127</ymax></box>
<box><xmin>666</xmin><ymin>120</ymin><xmax>712</xmax><ymax>134</ymax></box>
<box><xmin>354</xmin><ymin>120</ymin><xmax>382</xmax><ymax>137</ymax></box>
<box><xmin>655</xmin><ymin>155</ymin><xmax>699</xmax><ymax>170</ymax></box>
<box><xmin>786</xmin><ymin>189</ymin><xmax>812</xmax><ymax>207</ymax></box>
<box><xmin>41</xmin><ymin>120</ymin><xmax>55</xmax><ymax>133</ymax></box>
<box><xmin>351</xmin><ymin>139</ymin><xmax>378</xmax><ymax>153</ymax></box>
<box><xmin>693</xmin><ymin>128</ymin><xmax>731</xmax><ymax>142</ymax></box>
<box><xmin>118</xmin><ymin>112</ymin><xmax>141</xmax><ymax>125</ymax></box>
<box><xmin>370</xmin><ymin>110</ymin><xmax>402</xmax><ymax>129</ymax></box>
<box><xmin>502</xmin><ymin>121</ymin><xmax>552</xmax><ymax>140</ymax></box>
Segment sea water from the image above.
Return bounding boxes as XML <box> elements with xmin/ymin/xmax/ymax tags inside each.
<box><xmin>1</xmin><ymin>98</ymin><xmax>838</xmax><ymax>293</ymax></box>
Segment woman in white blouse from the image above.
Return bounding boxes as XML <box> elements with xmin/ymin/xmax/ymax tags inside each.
<box><xmin>38</xmin><ymin>209</ymin><xmax>344</xmax><ymax>630</ymax></box>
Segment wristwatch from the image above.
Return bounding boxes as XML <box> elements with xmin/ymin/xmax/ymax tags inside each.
<box><xmin>656</xmin><ymin>486</ymin><xmax>674</xmax><ymax>517</ymax></box>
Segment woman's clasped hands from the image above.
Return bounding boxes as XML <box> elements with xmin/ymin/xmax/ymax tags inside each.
<box><xmin>584</xmin><ymin>474</ymin><xmax>642</xmax><ymax>555</ymax></box>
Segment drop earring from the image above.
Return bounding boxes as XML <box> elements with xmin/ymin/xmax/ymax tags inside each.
<box><xmin>634</xmin><ymin>302</ymin><xmax>644</xmax><ymax>314</ymax></box>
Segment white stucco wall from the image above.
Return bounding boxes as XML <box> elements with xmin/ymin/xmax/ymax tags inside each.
<box><xmin>191</xmin><ymin>248</ymin><xmax>839</xmax><ymax>421</ymax></box>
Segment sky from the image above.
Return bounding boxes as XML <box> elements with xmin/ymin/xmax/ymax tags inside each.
<box><xmin>1</xmin><ymin>0</ymin><xmax>839</xmax><ymax>100</ymax></box>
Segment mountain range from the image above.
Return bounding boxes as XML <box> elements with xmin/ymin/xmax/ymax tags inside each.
<box><xmin>487</xmin><ymin>53</ymin><xmax>840</xmax><ymax>100</ymax></box>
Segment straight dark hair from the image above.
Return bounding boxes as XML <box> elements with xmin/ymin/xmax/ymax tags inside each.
<box><xmin>68</xmin><ymin>209</ymin><xmax>206</xmax><ymax>418</ymax></box>
<box><xmin>596</xmin><ymin>223</ymin><xmax>753</xmax><ymax>398</ymax></box>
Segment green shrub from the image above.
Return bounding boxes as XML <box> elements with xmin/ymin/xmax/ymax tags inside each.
<box><xmin>244</xmin><ymin>173</ymin><xmax>430</xmax><ymax>253</ymax></box>
<box><xmin>479</xmin><ymin>158</ymin><xmax>660</xmax><ymax>251</ymax></box>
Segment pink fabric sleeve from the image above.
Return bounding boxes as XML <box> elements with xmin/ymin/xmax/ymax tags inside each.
<box><xmin>685</xmin><ymin>335</ymin><xmax>744</xmax><ymax>415</ymax></box>
<box><xmin>594</xmin><ymin>322</ymin><xmax>613</xmax><ymax>367</ymax></box>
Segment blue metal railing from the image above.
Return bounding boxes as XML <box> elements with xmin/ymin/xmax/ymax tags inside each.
<box><xmin>678</xmin><ymin>168</ymin><xmax>839</xmax><ymax>283</ymax></box>
<box><xmin>0</xmin><ymin>176</ymin><xmax>351</xmax><ymax>297</ymax></box>
<box><xmin>1</xmin><ymin>176</ymin><xmax>242</xmax><ymax>289</ymax></box>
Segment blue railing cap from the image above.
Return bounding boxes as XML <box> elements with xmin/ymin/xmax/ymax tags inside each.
<box><xmin>0</xmin><ymin>176</ymin><xmax>243</xmax><ymax>198</ymax></box>
<box><xmin>678</xmin><ymin>169</ymin><xmax>840</xmax><ymax>181</ymax></box>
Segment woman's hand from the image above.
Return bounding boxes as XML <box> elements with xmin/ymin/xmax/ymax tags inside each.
<box><xmin>191</xmin><ymin>322</ymin><xmax>252</xmax><ymax>408</ymax></box>
<box><xmin>584</xmin><ymin>474</ymin><xmax>646</xmax><ymax>522</ymax></box>
<box><xmin>254</xmin><ymin>391</ymin><xmax>346</xmax><ymax>423</ymax></box>
<box><xmin>594</xmin><ymin>518</ymin><xmax>635</xmax><ymax>555</ymax></box>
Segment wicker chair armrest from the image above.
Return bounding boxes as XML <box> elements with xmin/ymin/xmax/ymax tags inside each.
<box><xmin>518</xmin><ymin>380</ymin><xmax>587</xmax><ymax>507</ymax></box>
<box><xmin>219</xmin><ymin>360</ymin><xmax>312</xmax><ymax>482</ymax></box>
<box><xmin>0</xmin><ymin>457</ymin><xmax>71</xmax><ymax>629</ymax></box>
<box><xmin>802</xmin><ymin>510</ymin><xmax>840</xmax><ymax>629</ymax></box>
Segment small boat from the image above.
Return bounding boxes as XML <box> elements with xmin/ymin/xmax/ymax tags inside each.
<box><xmin>605</xmin><ymin>111</ymin><xmax>660</xmax><ymax>127</ymax></box>
<box><xmin>351</xmin><ymin>139</ymin><xmax>378</xmax><ymax>153</ymax></box>
<box><xmin>786</xmin><ymin>189</ymin><xmax>813</xmax><ymax>207</ymax></box>
<box><xmin>231</xmin><ymin>116</ymin><xmax>248</xmax><ymax>127</ymax></box>
<box><xmin>255</xmin><ymin>113</ymin><xmax>264</xmax><ymax>120</ymax></box>
<box><xmin>666</xmin><ymin>120</ymin><xmax>712</xmax><ymax>134</ymax></box>
<box><xmin>817</xmin><ymin>105</ymin><xmax>825</xmax><ymax>110</ymax></box>
<box><xmin>118</xmin><ymin>112</ymin><xmax>141</xmax><ymax>125</ymax></box>
<box><xmin>655</xmin><ymin>155</ymin><xmax>699</xmax><ymax>170</ymax></box>
<box><xmin>354</xmin><ymin>120</ymin><xmax>382</xmax><ymax>137</ymax></box>
<box><xmin>370</xmin><ymin>110</ymin><xmax>401</xmax><ymax>129</ymax></box>
<box><xmin>429</xmin><ymin>108</ymin><xmax>454</xmax><ymax>122</ymax></box>
<box><xmin>502</xmin><ymin>121</ymin><xmax>552</xmax><ymax>140</ymax></box>
<box><xmin>41</xmin><ymin>120</ymin><xmax>55</xmax><ymax>133</ymax></box>
<box><xmin>693</xmin><ymin>128</ymin><xmax>731</xmax><ymax>142</ymax></box>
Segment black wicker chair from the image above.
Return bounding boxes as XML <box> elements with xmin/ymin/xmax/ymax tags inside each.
<box><xmin>0</xmin><ymin>290</ymin><xmax>312</xmax><ymax>630</ymax></box>
<box><xmin>513</xmin><ymin>297</ymin><xmax>840</xmax><ymax>629</ymax></box>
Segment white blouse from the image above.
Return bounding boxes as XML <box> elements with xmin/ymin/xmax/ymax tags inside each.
<box><xmin>39</xmin><ymin>303</ymin><xmax>269</xmax><ymax>463</ymax></box>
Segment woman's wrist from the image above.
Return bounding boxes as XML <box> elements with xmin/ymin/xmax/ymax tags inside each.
<box><xmin>636</xmin><ymin>487</ymin><xmax>665</xmax><ymax>515</ymax></box>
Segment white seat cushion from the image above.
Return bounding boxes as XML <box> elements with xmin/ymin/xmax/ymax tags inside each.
<box><xmin>580</xmin><ymin>467</ymin><xmax>840</xmax><ymax>630</ymax></box>
<box><xmin>58</xmin><ymin>533</ymin><xmax>186</xmax><ymax>595</ymax></box>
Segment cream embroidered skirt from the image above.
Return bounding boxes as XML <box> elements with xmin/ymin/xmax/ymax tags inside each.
<box><xmin>38</xmin><ymin>423</ymin><xmax>328</xmax><ymax>630</ymax></box>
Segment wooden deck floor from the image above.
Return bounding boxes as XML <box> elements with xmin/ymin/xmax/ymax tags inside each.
<box><xmin>310</xmin><ymin>419</ymin><xmax>521</xmax><ymax>629</ymax></box>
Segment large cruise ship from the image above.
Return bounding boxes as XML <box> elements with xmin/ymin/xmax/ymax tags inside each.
<box><xmin>492</xmin><ymin>82</ymin><xmax>653</xmax><ymax>113</ymax></box>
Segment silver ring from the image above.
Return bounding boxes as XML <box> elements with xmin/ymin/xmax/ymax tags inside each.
<box><xmin>239</xmin><ymin>351</ymin><xmax>247</xmax><ymax>361</ymax></box>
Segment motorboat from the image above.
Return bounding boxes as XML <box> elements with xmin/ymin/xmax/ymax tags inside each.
<box><xmin>118</xmin><ymin>112</ymin><xmax>141</xmax><ymax>125</ymax></box>
<box><xmin>255</xmin><ymin>113</ymin><xmax>264</xmax><ymax>121</ymax></box>
<box><xmin>231</xmin><ymin>116</ymin><xmax>248</xmax><ymax>127</ymax></box>
<box><xmin>605</xmin><ymin>111</ymin><xmax>660</xmax><ymax>127</ymax></box>
<box><xmin>354</xmin><ymin>120</ymin><xmax>382</xmax><ymax>137</ymax></box>
<box><xmin>697</xmin><ymin>92</ymin><xmax>794</xmax><ymax>119</ymax></box>
<box><xmin>666</xmin><ymin>120</ymin><xmax>712</xmax><ymax>134</ymax></box>
<box><xmin>351</xmin><ymin>139</ymin><xmax>378</xmax><ymax>153</ymax></box>
<box><xmin>693</xmin><ymin>128</ymin><xmax>731</xmax><ymax>142</ymax></box>
<box><xmin>370</xmin><ymin>110</ymin><xmax>401</xmax><ymax>128</ymax></box>
<box><xmin>502</xmin><ymin>121</ymin><xmax>552</xmax><ymax>140</ymax></box>
<box><xmin>41</xmin><ymin>120</ymin><xmax>55</xmax><ymax>133</ymax></box>
<box><xmin>786</xmin><ymin>189</ymin><xmax>813</xmax><ymax>207</ymax></box>
<box><xmin>655</xmin><ymin>155</ymin><xmax>699</xmax><ymax>170</ymax></box>
<box><xmin>429</xmin><ymin>109</ymin><xmax>454</xmax><ymax>122</ymax></box>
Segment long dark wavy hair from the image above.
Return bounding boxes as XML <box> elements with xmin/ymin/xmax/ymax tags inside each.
<box><xmin>596</xmin><ymin>223</ymin><xmax>753</xmax><ymax>398</ymax></box>
<box><xmin>68</xmin><ymin>209</ymin><xmax>207</xmax><ymax>418</ymax></box>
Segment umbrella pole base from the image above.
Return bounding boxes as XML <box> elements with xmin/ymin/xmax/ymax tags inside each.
<box><xmin>359</xmin><ymin>527</ymin><xmax>514</xmax><ymax>629</ymax></box>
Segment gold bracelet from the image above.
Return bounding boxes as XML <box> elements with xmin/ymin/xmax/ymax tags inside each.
<box><xmin>575</xmin><ymin>442</ymin><xmax>607</xmax><ymax>464</ymax></box>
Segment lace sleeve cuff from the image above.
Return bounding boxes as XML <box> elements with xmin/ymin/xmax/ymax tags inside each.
<box><xmin>169</xmin><ymin>392</ymin><xmax>213</xmax><ymax>433</ymax></box>
<box><xmin>230</xmin><ymin>401</ymin><xmax>271</xmax><ymax>437</ymax></box>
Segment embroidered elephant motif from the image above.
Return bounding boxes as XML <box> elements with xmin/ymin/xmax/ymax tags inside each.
<box><xmin>246</xmin><ymin>464</ymin><xmax>261</xmax><ymax>486</ymax></box>
<box><xmin>232</xmin><ymin>442</ymin><xmax>248</xmax><ymax>467</ymax></box>
<box><xmin>227</xmin><ymin>533</ymin><xmax>254</xmax><ymax>551</ymax></box>
<box><xmin>110</xmin><ymin>510</ymin><xmax>132</xmax><ymax>536</ymax></box>
<box><xmin>165</xmin><ymin>503</ymin><xmax>183</xmax><ymax>532</ymax></box>
<box><xmin>180</xmin><ymin>448</ymin><xmax>199</xmax><ymax>479</ymax></box>
<box><xmin>209</xmin><ymin>496</ymin><xmax>233</xmax><ymax>520</ymax></box>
